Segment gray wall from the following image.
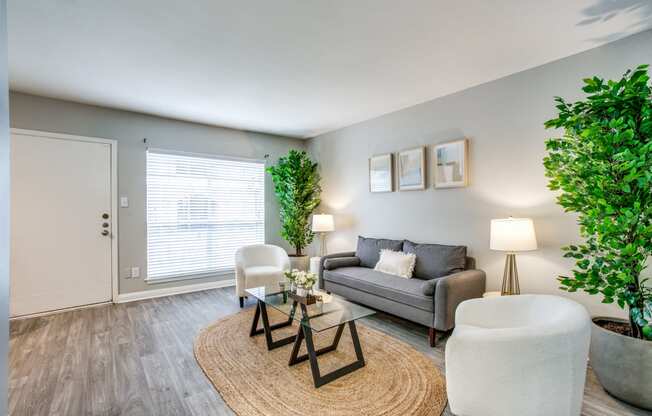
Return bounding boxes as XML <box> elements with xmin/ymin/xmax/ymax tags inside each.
<box><xmin>307</xmin><ymin>29</ymin><xmax>652</xmax><ymax>317</ymax></box>
<box><xmin>0</xmin><ymin>0</ymin><xmax>9</xmax><ymax>412</ymax></box>
<box><xmin>9</xmin><ymin>93</ymin><xmax>305</xmax><ymax>294</ymax></box>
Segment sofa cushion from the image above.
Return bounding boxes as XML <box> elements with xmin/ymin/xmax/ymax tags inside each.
<box><xmin>356</xmin><ymin>236</ymin><xmax>404</xmax><ymax>268</ymax></box>
<box><xmin>403</xmin><ymin>240</ymin><xmax>467</xmax><ymax>279</ymax></box>
<box><xmin>323</xmin><ymin>266</ymin><xmax>433</xmax><ymax>311</ymax></box>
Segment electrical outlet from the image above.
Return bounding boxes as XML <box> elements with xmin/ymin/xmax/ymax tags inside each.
<box><xmin>131</xmin><ymin>267</ymin><xmax>140</xmax><ymax>278</ymax></box>
<box><xmin>120</xmin><ymin>196</ymin><xmax>129</xmax><ymax>208</ymax></box>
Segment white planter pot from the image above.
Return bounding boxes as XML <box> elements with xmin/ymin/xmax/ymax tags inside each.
<box><xmin>590</xmin><ymin>316</ymin><xmax>652</xmax><ymax>410</ymax></box>
<box><xmin>289</xmin><ymin>255</ymin><xmax>309</xmax><ymax>271</ymax></box>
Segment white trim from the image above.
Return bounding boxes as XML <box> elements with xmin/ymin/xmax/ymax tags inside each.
<box><xmin>115</xmin><ymin>279</ymin><xmax>235</xmax><ymax>304</ymax></box>
<box><xmin>10</xmin><ymin>301</ymin><xmax>112</xmax><ymax>320</ymax></box>
<box><xmin>110</xmin><ymin>137</ymin><xmax>119</xmax><ymax>302</ymax></box>
<box><xmin>11</xmin><ymin>128</ymin><xmax>116</xmax><ymax>146</ymax></box>
<box><xmin>10</xmin><ymin>128</ymin><xmax>120</xmax><ymax>304</ymax></box>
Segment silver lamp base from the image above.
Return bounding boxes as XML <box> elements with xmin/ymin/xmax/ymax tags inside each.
<box><xmin>318</xmin><ymin>232</ymin><xmax>326</xmax><ymax>257</ymax></box>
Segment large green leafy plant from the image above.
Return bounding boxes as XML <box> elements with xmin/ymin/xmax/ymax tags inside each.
<box><xmin>267</xmin><ymin>150</ymin><xmax>321</xmax><ymax>256</ymax></box>
<box><xmin>544</xmin><ymin>65</ymin><xmax>652</xmax><ymax>340</ymax></box>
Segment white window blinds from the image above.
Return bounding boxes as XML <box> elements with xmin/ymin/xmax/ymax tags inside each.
<box><xmin>146</xmin><ymin>150</ymin><xmax>265</xmax><ymax>281</ymax></box>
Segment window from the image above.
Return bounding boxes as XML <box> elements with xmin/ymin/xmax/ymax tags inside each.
<box><xmin>146</xmin><ymin>150</ymin><xmax>265</xmax><ymax>281</ymax></box>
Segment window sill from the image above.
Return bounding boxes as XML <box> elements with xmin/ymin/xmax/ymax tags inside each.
<box><xmin>145</xmin><ymin>269</ymin><xmax>234</xmax><ymax>285</ymax></box>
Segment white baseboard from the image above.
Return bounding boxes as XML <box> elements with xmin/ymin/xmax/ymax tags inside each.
<box><xmin>115</xmin><ymin>279</ymin><xmax>235</xmax><ymax>304</ymax></box>
<box><xmin>10</xmin><ymin>301</ymin><xmax>113</xmax><ymax>320</ymax></box>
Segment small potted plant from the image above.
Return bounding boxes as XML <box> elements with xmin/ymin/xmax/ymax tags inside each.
<box><xmin>268</xmin><ymin>150</ymin><xmax>322</xmax><ymax>271</ymax></box>
<box><xmin>544</xmin><ymin>65</ymin><xmax>652</xmax><ymax>410</ymax></box>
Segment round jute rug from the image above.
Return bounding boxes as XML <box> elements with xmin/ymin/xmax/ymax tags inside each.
<box><xmin>194</xmin><ymin>308</ymin><xmax>447</xmax><ymax>416</ymax></box>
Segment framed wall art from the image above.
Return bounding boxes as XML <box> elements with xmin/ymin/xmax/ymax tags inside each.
<box><xmin>369</xmin><ymin>153</ymin><xmax>393</xmax><ymax>192</ymax></box>
<box><xmin>397</xmin><ymin>147</ymin><xmax>426</xmax><ymax>191</ymax></box>
<box><xmin>433</xmin><ymin>139</ymin><xmax>469</xmax><ymax>188</ymax></box>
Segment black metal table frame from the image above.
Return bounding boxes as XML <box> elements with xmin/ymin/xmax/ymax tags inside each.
<box><xmin>249</xmin><ymin>299</ymin><xmax>366</xmax><ymax>388</ymax></box>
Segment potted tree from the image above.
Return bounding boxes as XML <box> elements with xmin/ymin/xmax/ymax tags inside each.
<box><xmin>267</xmin><ymin>150</ymin><xmax>321</xmax><ymax>271</ymax></box>
<box><xmin>544</xmin><ymin>65</ymin><xmax>652</xmax><ymax>410</ymax></box>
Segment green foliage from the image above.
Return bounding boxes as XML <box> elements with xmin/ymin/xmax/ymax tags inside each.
<box><xmin>544</xmin><ymin>65</ymin><xmax>652</xmax><ymax>340</ymax></box>
<box><xmin>267</xmin><ymin>150</ymin><xmax>321</xmax><ymax>256</ymax></box>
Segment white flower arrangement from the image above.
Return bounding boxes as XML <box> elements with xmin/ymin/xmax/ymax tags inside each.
<box><xmin>284</xmin><ymin>269</ymin><xmax>317</xmax><ymax>289</ymax></box>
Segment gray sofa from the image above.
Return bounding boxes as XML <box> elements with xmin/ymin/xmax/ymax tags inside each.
<box><xmin>319</xmin><ymin>236</ymin><xmax>486</xmax><ymax>346</ymax></box>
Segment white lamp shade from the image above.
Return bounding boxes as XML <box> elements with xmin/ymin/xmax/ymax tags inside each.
<box><xmin>490</xmin><ymin>217</ymin><xmax>537</xmax><ymax>252</ymax></box>
<box><xmin>312</xmin><ymin>214</ymin><xmax>334</xmax><ymax>232</ymax></box>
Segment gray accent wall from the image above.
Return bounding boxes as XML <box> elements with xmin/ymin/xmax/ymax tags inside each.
<box><xmin>9</xmin><ymin>93</ymin><xmax>305</xmax><ymax>295</ymax></box>
<box><xmin>307</xmin><ymin>29</ymin><xmax>652</xmax><ymax>317</ymax></box>
<box><xmin>0</xmin><ymin>0</ymin><xmax>9</xmax><ymax>411</ymax></box>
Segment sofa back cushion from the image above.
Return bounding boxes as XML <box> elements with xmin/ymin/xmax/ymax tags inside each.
<box><xmin>356</xmin><ymin>236</ymin><xmax>404</xmax><ymax>268</ymax></box>
<box><xmin>403</xmin><ymin>240</ymin><xmax>467</xmax><ymax>279</ymax></box>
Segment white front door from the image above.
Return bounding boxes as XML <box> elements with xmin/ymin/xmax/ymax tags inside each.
<box><xmin>10</xmin><ymin>131</ymin><xmax>114</xmax><ymax>317</ymax></box>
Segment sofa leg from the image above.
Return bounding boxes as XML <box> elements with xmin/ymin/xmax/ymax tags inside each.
<box><xmin>429</xmin><ymin>327</ymin><xmax>436</xmax><ymax>347</ymax></box>
<box><xmin>239</xmin><ymin>296</ymin><xmax>244</xmax><ymax>308</ymax></box>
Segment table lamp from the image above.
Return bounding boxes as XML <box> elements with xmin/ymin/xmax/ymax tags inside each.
<box><xmin>312</xmin><ymin>214</ymin><xmax>334</xmax><ymax>257</ymax></box>
<box><xmin>490</xmin><ymin>217</ymin><xmax>537</xmax><ymax>295</ymax></box>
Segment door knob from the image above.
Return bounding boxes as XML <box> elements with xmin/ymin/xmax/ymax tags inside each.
<box><xmin>102</xmin><ymin>222</ymin><xmax>109</xmax><ymax>228</ymax></box>
<box><xmin>102</xmin><ymin>213</ymin><xmax>109</xmax><ymax>219</ymax></box>
<box><xmin>101</xmin><ymin>230</ymin><xmax>109</xmax><ymax>236</ymax></box>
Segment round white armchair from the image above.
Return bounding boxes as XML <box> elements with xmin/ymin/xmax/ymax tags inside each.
<box><xmin>445</xmin><ymin>294</ymin><xmax>591</xmax><ymax>416</ymax></box>
<box><xmin>235</xmin><ymin>244</ymin><xmax>290</xmax><ymax>308</ymax></box>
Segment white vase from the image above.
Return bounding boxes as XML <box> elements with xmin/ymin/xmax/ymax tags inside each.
<box><xmin>296</xmin><ymin>287</ymin><xmax>307</xmax><ymax>296</ymax></box>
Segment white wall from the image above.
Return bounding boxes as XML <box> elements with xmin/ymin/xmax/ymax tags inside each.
<box><xmin>307</xmin><ymin>29</ymin><xmax>652</xmax><ymax>317</ymax></box>
<box><xmin>0</xmin><ymin>0</ymin><xmax>9</xmax><ymax>411</ymax></box>
<box><xmin>9</xmin><ymin>93</ymin><xmax>305</xmax><ymax>295</ymax></box>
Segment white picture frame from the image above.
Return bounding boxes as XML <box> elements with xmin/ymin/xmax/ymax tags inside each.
<box><xmin>398</xmin><ymin>147</ymin><xmax>426</xmax><ymax>191</ymax></box>
<box><xmin>433</xmin><ymin>139</ymin><xmax>469</xmax><ymax>188</ymax></box>
<box><xmin>369</xmin><ymin>153</ymin><xmax>393</xmax><ymax>193</ymax></box>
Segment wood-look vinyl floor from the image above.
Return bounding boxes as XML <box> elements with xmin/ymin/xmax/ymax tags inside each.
<box><xmin>9</xmin><ymin>287</ymin><xmax>651</xmax><ymax>416</ymax></box>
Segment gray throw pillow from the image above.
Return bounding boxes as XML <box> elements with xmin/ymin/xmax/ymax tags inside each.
<box><xmin>323</xmin><ymin>257</ymin><xmax>361</xmax><ymax>270</ymax></box>
<box><xmin>403</xmin><ymin>240</ymin><xmax>467</xmax><ymax>279</ymax></box>
<box><xmin>356</xmin><ymin>236</ymin><xmax>404</xmax><ymax>268</ymax></box>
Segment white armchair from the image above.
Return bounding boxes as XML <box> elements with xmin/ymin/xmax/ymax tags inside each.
<box><xmin>445</xmin><ymin>294</ymin><xmax>591</xmax><ymax>416</ymax></box>
<box><xmin>235</xmin><ymin>244</ymin><xmax>290</xmax><ymax>308</ymax></box>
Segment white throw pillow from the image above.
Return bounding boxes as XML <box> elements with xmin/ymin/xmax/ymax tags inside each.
<box><xmin>374</xmin><ymin>249</ymin><xmax>416</xmax><ymax>278</ymax></box>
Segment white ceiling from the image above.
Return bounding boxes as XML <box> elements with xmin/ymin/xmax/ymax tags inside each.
<box><xmin>8</xmin><ymin>1</ymin><xmax>652</xmax><ymax>138</ymax></box>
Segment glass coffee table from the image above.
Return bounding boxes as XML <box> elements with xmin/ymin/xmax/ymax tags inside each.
<box><xmin>246</xmin><ymin>286</ymin><xmax>375</xmax><ymax>388</ymax></box>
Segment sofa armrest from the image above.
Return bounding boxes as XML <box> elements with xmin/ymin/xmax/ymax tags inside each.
<box><xmin>318</xmin><ymin>251</ymin><xmax>357</xmax><ymax>289</ymax></box>
<box><xmin>434</xmin><ymin>269</ymin><xmax>486</xmax><ymax>331</ymax></box>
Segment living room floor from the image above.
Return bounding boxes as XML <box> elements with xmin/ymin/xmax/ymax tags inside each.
<box><xmin>9</xmin><ymin>287</ymin><xmax>648</xmax><ymax>416</ymax></box>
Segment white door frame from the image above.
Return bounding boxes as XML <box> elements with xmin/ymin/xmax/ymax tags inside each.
<box><xmin>11</xmin><ymin>128</ymin><xmax>119</xmax><ymax>303</ymax></box>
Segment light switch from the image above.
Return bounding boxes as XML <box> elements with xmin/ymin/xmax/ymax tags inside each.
<box><xmin>120</xmin><ymin>196</ymin><xmax>129</xmax><ymax>208</ymax></box>
<box><xmin>131</xmin><ymin>267</ymin><xmax>140</xmax><ymax>278</ymax></box>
